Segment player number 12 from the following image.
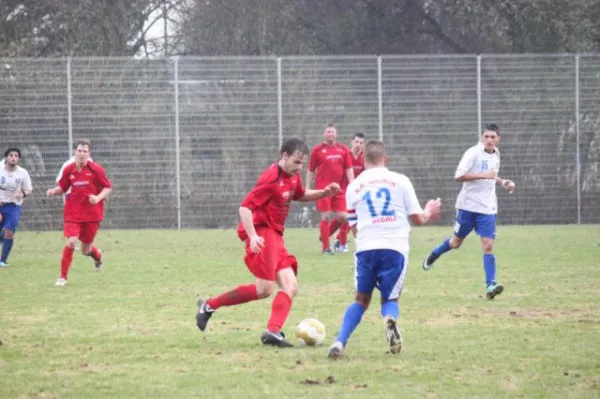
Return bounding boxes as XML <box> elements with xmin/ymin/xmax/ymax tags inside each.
<box><xmin>362</xmin><ymin>188</ymin><xmax>396</xmax><ymax>217</ymax></box>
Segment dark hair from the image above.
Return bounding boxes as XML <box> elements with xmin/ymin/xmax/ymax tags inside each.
<box><xmin>280</xmin><ymin>138</ymin><xmax>308</xmax><ymax>156</ymax></box>
<box><xmin>484</xmin><ymin>124</ymin><xmax>500</xmax><ymax>135</ymax></box>
<box><xmin>325</xmin><ymin>123</ymin><xmax>336</xmax><ymax>129</ymax></box>
<box><xmin>364</xmin><ymin>140</ymin><xmax>386</xmax><ymax>164</ymax></box>
<box><xmin>4</xmin><ymin>147</ymin><xmax>21</xmax><ymax>158</ymax></box>
<box><xmin>354</xmin><ymin>132</ymin><xmax>365</xmax><ymax>139</ymax></box>
<box><xmin>75</xmin><ymin>139</ymin><xmax>92</xmax><ymax>150</ymax></box>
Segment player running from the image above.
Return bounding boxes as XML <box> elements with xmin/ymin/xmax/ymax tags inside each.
<box><xmin>196</xmin><ymin>138</ymin><xmax>340</xmax><ymax>348</ymax></box>
<box><xmin>422</xmin><ymin>124</ymin><xmax>515</xmax><ymax>299</ymax></box>
<box><xmin>47</xmin><ymin>139</ymin><xmax>112</xmax><ymax>286</ymax></box>
<box><xmin>328</xmin><ymin>140</ymin><xmax>441</xmax><ymax>359</ymax></box>
<box><xmin>0</xmin><ymin>148</ymin><xmax>33</xmax><ymax>267</ymax></box>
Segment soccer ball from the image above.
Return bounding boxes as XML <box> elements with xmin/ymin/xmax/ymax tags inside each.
<box><xmin>296</xmin><ymin>318</ymin><xmax>326</xmax><ymax>346</ymax></box>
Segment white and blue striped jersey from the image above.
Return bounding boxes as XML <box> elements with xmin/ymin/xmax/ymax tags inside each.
<box><xmin>346</xmin><ymin>167</ymin><xmax>423</xmax><ymax>256</ymax></box>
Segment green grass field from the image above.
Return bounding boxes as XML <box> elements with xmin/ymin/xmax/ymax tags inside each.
<box><xmin>1</xmin><ymin>225</ymin><xmax>599</xmax><ymax>398</ymax></box>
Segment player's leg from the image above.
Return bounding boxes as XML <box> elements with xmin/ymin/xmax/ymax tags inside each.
<box><xmin>328</xmin><ymin>251</ymin><xmax>375</xmax><ymax>359</ymax></box>
<box><xmin>317</xmin><ymin>198</ymin><xmax>334</xmax><ymax>254</ymax></box>
<box><xmin>328</xmin><ymin>194</ymin><xmax>346</xmax><ymax>249</ymax></box>
<box><xmin>57</xmin><ymin>222</ymin><xmax>80</xmax><ymax>286</ymax></box>
<box><xmin>261</xmin><ymin>263</ymin><xmax>298</xmax><ymax>348</ymax></box>
<box><xmin>330</xmin><ymin>194</ymin><xmax>348</xmax><ymax>252</ymax></box>
<box><xmin>79</xmin><ymin>222</ymin><xmax>103</xmax><ymax>270</ymax></box>
<box><xmin>423</xmin><ymin>209</ymin><xmax>473</xmax><ymax>270</ymax></box>
<box><xmin>196</xmin><ymin>227</ymin><xmax>276</xmax><ymax>332</ymax></box>
<box><xmin>377</xmin><ymin>250</ymin><xmax>408</xmax><ymax>354</ymax></box>
<box><xmin>337</xmin><ymin>221</ymin><xmax>350</xmax><ymax>250</ymax></box>
<box><xmin>0</xmin><ymin>204</ymin><xmax>20</xmax><ymax>266</ymax></box>
<box><xmin>475</xmin><ymin>214</ymin><xmax>503</xmax><ymax>299</ymax></box>
<box><xmin>0</xmin><ymin>210</ymin><xmax>4</xmax><ymax>243</ymax></box>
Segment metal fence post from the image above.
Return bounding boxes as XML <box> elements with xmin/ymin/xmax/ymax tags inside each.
<box><xmin>173</xmin><ymin>57</ymin><xmax>182</xmax><ymax>230</ymax></box>
<box><xmin>277</xmin><ymin>57</ymin><xmax>283</xmax><ymax>148</ymax></box>
<box><xmin>476</xmin><ymin>55</ymin><xmax>482</xmax><ymax>135</ymax></box>
<box><xmin>575</xmin><ymin>54</ymin><xmax>581</xmax><ymax>224</ymax></box>
<box><xmin>377</xmin><ymin>56</ymin><xmax>383</xmax><ymax>141</ymax></box>
<box><xmin>67</xmin><ymin>57</ymin><xmax>73</xmax><ymax>155</ymax></box>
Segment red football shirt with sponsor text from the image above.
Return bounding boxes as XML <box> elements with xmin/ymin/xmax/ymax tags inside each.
<box><xmin>58</xmin><ymin>161</ymin><xmax>112</xmax><ymax>223</ymax></box>
<box><xmin>237</xmin><ymin>163</ymin><xmax>305</xmax><ymax>240</ymax></box>
<box><xmin>308</xmin><ymin>142</ymin><xmax>352</xmax><ymax>189</ymax></box>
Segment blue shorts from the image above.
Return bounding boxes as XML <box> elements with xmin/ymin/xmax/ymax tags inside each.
<box><xmin>454</xmin><ymin>209</ymin><xmax>496</xmax><ymax>239</ymax></box>
<box><xmin>354</xmin><ymin>249</ymin><xmax>407</xmax><ymax>300</ymax></box>
<box><xmin>0</xmin><ymin>203</ymin><xmax>22</xmax><ymax>232</ymax></box>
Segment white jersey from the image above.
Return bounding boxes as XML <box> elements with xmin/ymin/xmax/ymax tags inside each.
<box><xmin>455</xmin><ymin>142</ymin><xmax>500</xmax><ymax>215</ymax></box>
<box><xmin>0</xmin><ymin>165</ymin><xmax>33</xmax><ymax>206</ymax></box>
<box><xmin>346</xmin><ymin>167</ymin><xmax>423</xmax><ymax>256</ymax></box>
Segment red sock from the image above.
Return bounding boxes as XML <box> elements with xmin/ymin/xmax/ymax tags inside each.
<box><xmin>339</xmin><ymin>222</ymin><xmax>350</xmax><ymax>245</ymax></box>
<box><xmin>206</xmin><ymin>284</ymin><xmax>259</xmax><ymax>310</ymax></box>
<box><xmin>319</xmin><ymin>220</ymin><xmax>330</xmax><ymax>251</ymax></box>
<box><xmin>267</xmin><ymin>291</ymin><xmax>292</xmax><ymax>333</ymax></box>
<box><xmin>89</xmin><ymin>246</ymin><xmax>102</xmax><ymax>262</ymax></box>
<box><xmin>328</xmin><ymin>219</ymin><xmax>341</xmax><ymax>237</ymax></box>
<box><xmin>61</xmin><ymin>246</ymin><xmax>75</xmax><ymax>279</ymax></box>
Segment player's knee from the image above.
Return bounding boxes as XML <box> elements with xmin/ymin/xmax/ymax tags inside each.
<box><xmin>281</xmin><ymin>282</ymin><xmax>298</xmax><ymax>298</ymax></box>
<box><xmin>354</xmin><ymin>292</ymin><xmax>371</xmax><ymax>309</ymax></box>
<box><xmin>65</xmin><ymin>238</ymin><xmax>77</xmax><ymax>249</ymax></box>
<box><xmin>3</xmin><ymin>229</ymin><xmax>14</xmax><ymax>239</ymax></box>
<box><xmin>256</xmin><ymin>282</ymin><xmax>276</xmax><ymax>298</ymax></box>
<box><xmin>320</xmin><ymin>212</ymin><xmax>331</xmax><ymax>221</ymax></box>
<box><xmin>482</xmin><ymin>240</ymin><xmax>494</xmax><ymax>253</ymax></box>
<box><xmin>450</xmin><ymin>237</ymin><xmax>463</xmax><ymax>249</ymax></box>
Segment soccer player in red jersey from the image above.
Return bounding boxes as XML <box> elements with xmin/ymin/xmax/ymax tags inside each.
<box><xmin>196</xmin><ymin>138</ymin><xmax>340</xmax><ymax>347</ymax></box>
<box><xmin>333</xmin><ymin>133</ymin><xmax>366</xmax><ymax>252</ymax></box>
<box><xmin>306</xmin><ymin>123</ymin><xmax>354</xmax><ymax>254</ymax></box>
<box><xmin>46</xmin><ymin>139</ymin><xmax>112</xmax><ymax>287</ymax></box>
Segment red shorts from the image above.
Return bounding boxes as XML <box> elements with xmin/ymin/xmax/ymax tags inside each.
<box><xmin>316</xmin><ymin>191</ymin><xmax>346</xmax><ymax>213</ymax></box>
<box><xmin>64</xmin><ymin>221</ymin><xmax>100</xmax><ymax>245</ymax></box>
<box><xmin>244</xmin><ymin>226</ymin><xmax>298</xmax><ymax>281</ymax></box>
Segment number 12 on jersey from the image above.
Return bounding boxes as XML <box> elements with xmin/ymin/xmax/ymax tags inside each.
<box><xmin>362</xmin><ymin>188</ymin><xmax>396</xmax><ymax>217</ymax></box>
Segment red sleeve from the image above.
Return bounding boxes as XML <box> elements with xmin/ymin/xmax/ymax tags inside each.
<box><xmin>58</xmin><ymin>164</ymin><xmax>73</xmax><ymax>192</ymax></box>
<box><xmin>92</xmin><ymin>163</ymin><xmax>112</xmax><ymax>189</ymax></box>
<box><xmin>343</xmin><ymin>147</ymin><xmax>352</xmax><ymax>169</ymax></box>
<box><xmin>240</xmin><ymin>169</ymin><xmax>275</xmax><ymax>210</ymax></box>
<box><xmin>293</xmin><ymin>178</ymin><xmax>306</xmax><ymax>200</ymax></box>
<box><xmin>308</xmin><ymin>146</ymin><xmax>320</xmax><ymax>172</ymax></box>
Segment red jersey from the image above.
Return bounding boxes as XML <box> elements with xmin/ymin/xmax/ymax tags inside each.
<box><xmin>308</xmin><ymin>142</ymin><xmax>352</xmax><ymax>189</ymax></box>
<box><xmin>58</xmin><ymin>161</ymin><xmax>112</xmax><ymax>223</ymax></box>
<box><xmin>237</xmin><ymin>163</ymin><xmax>305</xmax><ymax>240</ymax></box>
<box><xmin>341</xmin><ymin>150</ymin><xmax>365</xmax><ymax>190</ymax></box>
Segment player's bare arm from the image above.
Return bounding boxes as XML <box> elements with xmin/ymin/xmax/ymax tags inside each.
<box><xmin>297</xmin><ymin>183</ymin><xmax>340</xmax><ymax>202</ymax></box>
<box><xmin>455</xmin><ymin>169</ymin><xmax>497</xmax><ymax>182</ymax></box>
<box><xmin>345</xmin><ymin>167</ymin><xmax>355</xmax><ymax>184</ymax></box>
<box><xmin>238</xmin><ymin>206</ymin><xmax>265</xmax><ymax>253</ymax></box>
<box><xmin>410</xmin><ymin>198</ymin><xmax>442</xmax><ymax>225</ymax></box>
<box><xmin>13</xmin><ymin>188</ymin><xmax>32</xmax><ymax>202</ymax></box>
<box><xmin>305</xmin><ymin>170</ymin><xmax>314</xmax><ymax>190</ymax></box>
<box><xmin>89</xmin><ymin>187</ymin><xmax>112</xmax><ymax>205</ymax></box>
<box><xmin>47</xmin><ymin>187</ymin><xmax>65</xmax><ymax>196</ymax></box>
<box><xmin>495</xmin><ymin>177</ymin><xmax>516</xmax><ymax>193</ymax></box>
